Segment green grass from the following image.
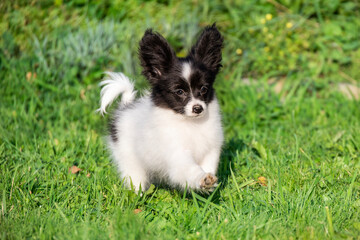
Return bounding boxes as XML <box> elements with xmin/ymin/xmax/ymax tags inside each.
<box><xmin>1</xmin><ymin>0</ymin><xmax>360</xmax><ymax>239</ymax></box>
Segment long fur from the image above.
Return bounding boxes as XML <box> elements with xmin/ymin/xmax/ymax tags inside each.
<box><xmin>97</xmin><ymin>72</ymin><xmax>136</xmax><ymax>115</ymax></box>
<box><xmin>98</xmin><ymin>25</ymin><xmax>224</xmax><ymax>192</ymax></box>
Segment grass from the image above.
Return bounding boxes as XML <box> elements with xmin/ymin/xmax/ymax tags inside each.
<box><xmin>1</xmin><ymin>0</ymin><xmax>360</xmax><ymax>239</ymax></box>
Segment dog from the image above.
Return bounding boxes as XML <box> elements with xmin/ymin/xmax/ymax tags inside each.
<box><xmin>98</xmin><ymin>24</ymin><xmax>224</xmax><ymax>192</ymax></box>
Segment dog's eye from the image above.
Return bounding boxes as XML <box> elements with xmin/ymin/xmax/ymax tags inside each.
<box><xmin>175</xmin><ymin>89</ymin><xmax>185</xmax><ymax>96</ymax></box>
<box><xmin>200</xmin><ymin>86</ymin><xmax>208</xmax><ymax>95</ymax></box>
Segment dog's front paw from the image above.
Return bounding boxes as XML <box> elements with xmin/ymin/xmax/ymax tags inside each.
<box><xmin>200</xmin><ymin>173</ymin><xmax>218</xmax><ymax>191</ymax></box>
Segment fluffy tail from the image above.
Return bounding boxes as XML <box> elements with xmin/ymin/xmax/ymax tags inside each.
<box><xmin>97</xmin><ymin>72</ymin><xmax>136</xmax><ymax>115</ymax></box>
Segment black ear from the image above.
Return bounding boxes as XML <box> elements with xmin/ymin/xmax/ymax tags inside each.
<box><xmin>189</xmin><ymin>24</ymin><xmax>223</xmax><ymax>74</ymax></box>
<box><xmin>139</xmin><ymin>29</ymin><xmax>177</xmax><ymax>83</ymax></box>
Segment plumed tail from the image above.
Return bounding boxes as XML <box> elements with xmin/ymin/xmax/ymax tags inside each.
<box><xmin>97</xmin><ymin>72</ymin><xmax>136</xmax><ymax>115</ymax></box>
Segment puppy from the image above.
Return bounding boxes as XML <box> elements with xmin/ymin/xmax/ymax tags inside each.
<box><xmin>98</xmin><ymin>24</ymin><xmax>224</xmax><ymax>192</ymax></box>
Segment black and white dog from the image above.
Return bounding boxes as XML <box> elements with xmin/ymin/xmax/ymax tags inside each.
<box><xmin>98</xmin><ymin>24</ymin><xmax>224</xmax><ymax>192</ymax></box>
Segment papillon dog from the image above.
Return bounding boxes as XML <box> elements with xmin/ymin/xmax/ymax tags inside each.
<box><xmin>98</xmin><ymin>24</ymin><xmax>224</xmax><ymax>192</ymax></box>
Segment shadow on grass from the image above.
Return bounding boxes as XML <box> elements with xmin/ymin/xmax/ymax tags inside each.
<box><xmin>218</xmin><ymin>138</ymin><xmax>247</xmax><ymax>186</ymax></box>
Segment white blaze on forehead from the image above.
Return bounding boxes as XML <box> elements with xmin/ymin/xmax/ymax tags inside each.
<box><xmin>182</xmin><ymin>62</ymin><xmax>192</xmax><ymax>82</ymax></box>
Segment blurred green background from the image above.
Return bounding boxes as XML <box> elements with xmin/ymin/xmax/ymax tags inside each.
<box><xmin>1</xmin><ymin>0</ymin><xmax>359</xmax><ymax>84</ymax></box>
<box><xmin>1</xmin><ymin>0</ymin><xmax>360</xmax><ymax>239</ymax></box>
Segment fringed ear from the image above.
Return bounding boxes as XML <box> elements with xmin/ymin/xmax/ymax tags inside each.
<box><xmin>189</xmin><ymin>24</ymin><xmax>223</xmax><ymax>74</ymax></box>
<box><xmin>139</xmin><ymin>29</ymin><xmax>177</xmax><ymax>84</ymax></box>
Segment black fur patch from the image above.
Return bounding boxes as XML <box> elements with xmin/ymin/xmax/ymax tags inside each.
<box><xmin>108</xmin><ymin>102</ymin><xmax>138</xmax><ymax>142</ymax></box>
<box><xmin>189</xmin><ymin>24</ymin><xmax>223</xmax><ymax>74</ymax></box>
<box><xmin>139</xmin><ymin>29</ymin><xmax>178</xmax><ymax>85</ymax></box>
<box><xmin>108</xmin><ymin>117</ymin><xmax>118</xmax><ymax>142</ymax></box>
<box><xmin>187</xmin><ymin>67</ymin><xmax>215</xmax><ymax>104</ymax></box>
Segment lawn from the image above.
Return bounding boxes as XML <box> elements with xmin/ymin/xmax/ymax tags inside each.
<box><xmin>1</xmin><ymin>0</ymin><xmax>360</xmax><ymax>239</ymax></box>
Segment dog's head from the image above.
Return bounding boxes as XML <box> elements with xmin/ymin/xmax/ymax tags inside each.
<box><xmin>139</xmin><ymin>24</ymin><xmax>223</xmax><ymax>118</ymax></box>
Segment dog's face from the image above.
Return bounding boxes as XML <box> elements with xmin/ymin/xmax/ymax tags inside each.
<box><xmin>139</xmin><ymin>25</ymin><xmax>223</xmax><ymax>118</ymax></box>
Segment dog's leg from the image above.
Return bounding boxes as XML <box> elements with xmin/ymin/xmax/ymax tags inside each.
<box><xmin>114</xmin><ymin>154</ymin><xmax>148</xmax><ymax>192</ymax></box>
<box><xmin>167</xmin><ymin>150</ymin><xmax>217</xmax><ymax>191</ymax></box>
<box><xmin>111</xmin><ymin>140</ymin><xmax>148</xmax><ymax>192</ymax></box>
<box><xmin>200</xmin><ymin>148</ymin><xmax>221</xmax><ymax>175</ymax></box>
<box><xmin>121</xmin><ymin>168</ymin><xmax>148</xmax><ymax>193</ymax></box>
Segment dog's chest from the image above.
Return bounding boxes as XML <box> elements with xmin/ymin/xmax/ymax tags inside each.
<box><xmin>149</xmin><ymin>101</ymin><xmax>223</xmax><ymax>162</ymax></box>
<box><xmin>172</xmin><ymin>117</ymin><xmax>221</xmax><ymax>161</ymax></box>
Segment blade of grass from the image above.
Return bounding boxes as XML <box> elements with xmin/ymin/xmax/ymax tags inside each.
<box><xmin>325</xmin><ymin>206</ymin><xmax>334</xmax><ymax>237</ymax></box>
<box><xmin>346</xmin><ymin>170</ymin><xmax>358</xmax><ymax>203</ymax></box>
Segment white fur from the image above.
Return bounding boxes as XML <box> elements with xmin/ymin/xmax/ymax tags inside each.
<box><xmin>100</xmin><ymin>72</ymin><xmax>223</xmax><ymax>192</ymax></box>
<box><xmin>97</xmin><ymin>72</ymin><xmax>137</xmax><ymax>115</ymax></box>
<box><xmin>182</xmin><ymin>62</ymin><xmax>192</xmax><ymax>82</ymax></box>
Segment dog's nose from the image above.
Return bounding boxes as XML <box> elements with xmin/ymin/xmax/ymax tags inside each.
<box><xmin>192</xmin><ymin>105</ymin><xmax>203</xmax><ymax>114</ymax></box>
